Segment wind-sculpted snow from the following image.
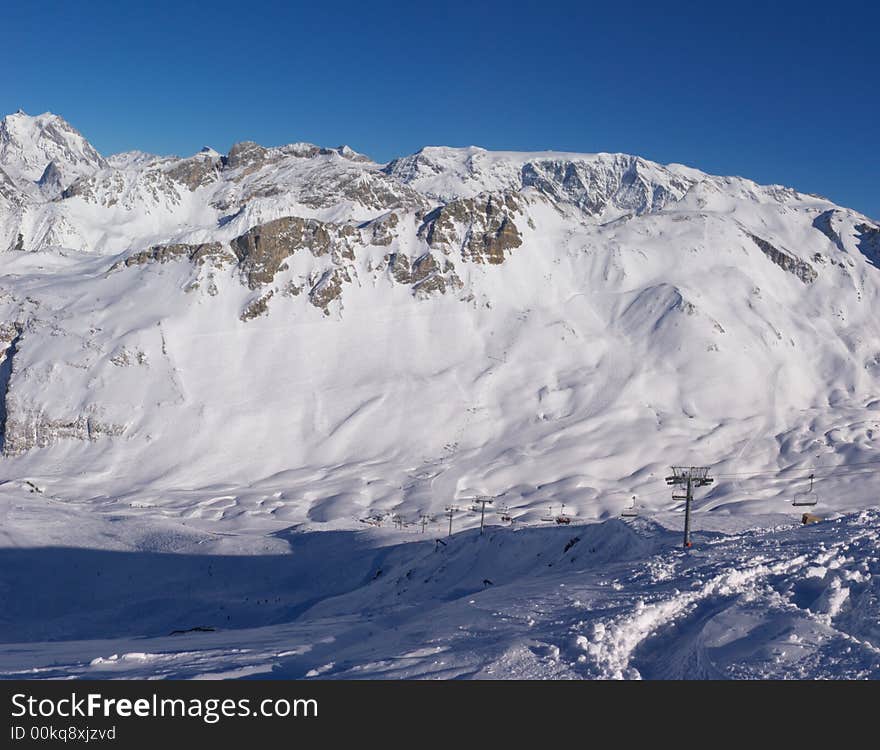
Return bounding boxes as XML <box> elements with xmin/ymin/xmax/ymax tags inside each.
<box><xmin>2</xmin><ymin>110</ymin><xmax>880</xmax><ymax>532</ymax></box>
<box><xmin>2</xmin><ymin>482</ymin><xmax>878</xmax><ymax>680</ymax></box>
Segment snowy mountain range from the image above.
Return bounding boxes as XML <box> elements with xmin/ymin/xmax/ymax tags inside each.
<box><xmin>2</xmin><ymin>109</ymin><xmax>880</xmax><ymax>527</ymax></box>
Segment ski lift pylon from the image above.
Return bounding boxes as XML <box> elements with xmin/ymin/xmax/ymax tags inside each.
<box><xmin>792</xmin><ymin>473</ymin><xmax>819</xmax><ymax>507</ymax></box>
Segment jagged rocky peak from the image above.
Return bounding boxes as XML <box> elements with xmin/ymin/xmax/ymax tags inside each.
<box><xmin>0</xmin><ymin>110</ymin><xmax>106</xmax><ymax>190</ymax></box>
<box><xmin>225</xmin><ymin>140</ymin><xmax>268</xmax><ymax>171</ymax></box>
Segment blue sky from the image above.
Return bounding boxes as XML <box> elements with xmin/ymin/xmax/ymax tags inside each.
<box><xmin>3</xmin><ymin>0</ymin><xmax>878</xmax><ymax>218</ymax></box>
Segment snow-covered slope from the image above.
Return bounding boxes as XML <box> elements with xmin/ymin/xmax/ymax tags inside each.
<box><xmin>1</xmin><ymin>111</ymin><xmax>880</xmax><ymax>533</ymax></box>
<box><xmin>1</xmin><ymin>481</ymin><xmax>878</xmax><ymax>679</ymax></box>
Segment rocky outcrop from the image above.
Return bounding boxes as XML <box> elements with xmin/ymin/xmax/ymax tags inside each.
<box><xmin>309</xmin><ymin>267</ymin><xmax>350</xmax><ymax>314</ymax></box>
<box><xmin>375</xmin><ymin>251</ymin><xmax>462</xmax><ymax>297</ymax></box>
<box><xmin>419</xmin><ymin>192</ymin><xmax>523</xmax><ymax>264</ymax></box>
<box><xmin>240</xmin><ymin>290</ymin><xmax>274</xmax><ymax>321</ymax></box>
<box><xmin>229</xmin><ymin>216</ymin><xmax>359</xmax><ymax>289</ymax></box>
<box><xmin>382</xmin><ymin>252</ymin><xmax>412</xmax><ymax>284</ymax></box>
<box><xmin>296</xmin><ymin>166</ymin><xmax>424</xmax><ymax>212</ymax></box>
<box><xmin>111</xmin><ymin>242</ymin><xmax>230</xmax><ymax>271</ymax></box>
<box><xmin>747</xmin><ymin>233</ymin><xmax>817</xmax><ymax>284</ymax></box>
<box><xmin>224</xmin><ymin>141</ymin><xmax>269</xmax><ymax>174</ymax></box>
<box><xmin>2</xmin><ymin>405</ymin><xmax>125</xmax><ymax>456</ymax></box>
<box><xmin>364</xmin><ymin>211</ymin><xmax>399</xmax><ymax>246</ymax></box>
<box><xmin>166</xmin><ymin>154</ymin><xmax>221</xmax><ymax>190</ymax></box>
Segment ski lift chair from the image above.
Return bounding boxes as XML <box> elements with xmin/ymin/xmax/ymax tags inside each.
<box><xmin>621</xmin><ymin>496</ymin><xmax>638</xmax><ymax>518</ymax></box>
<box><xmin>792</xmin><ymin>474</ymin><xmax>819</xmax><ymax>507</ymax></box>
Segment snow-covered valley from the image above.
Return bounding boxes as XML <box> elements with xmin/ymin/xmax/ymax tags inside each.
<box><xmin>1</xmin><ymin>110</ymin><xmax>880</xmax><ymax>679</ymax></box>
<box><xmin>2</xmin><ymin>483</ymin><xmax>879</xmax><ymax>680</ymax></box>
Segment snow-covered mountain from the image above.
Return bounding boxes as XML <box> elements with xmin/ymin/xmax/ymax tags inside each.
<box><xmin>0</xmin><ymin>110</ymin><xmax>106</xmax><ymax>196</ymax></box>
<box><xmin>1</xmin><ymin>110</ymin><xmax>880</xmax><ymax>529</ymax></box>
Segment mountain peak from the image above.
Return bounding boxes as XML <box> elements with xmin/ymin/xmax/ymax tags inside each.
<box><xmin>0</xmin><ymin>110</ymin><xmax>106</xmax><ymax>189</ymax></box>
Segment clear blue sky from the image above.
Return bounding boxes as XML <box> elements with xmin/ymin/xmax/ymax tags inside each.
<box><xmin>3</xmin><ymin>0</ymin><xmax>878</xmax><ymax>218</ymax></box>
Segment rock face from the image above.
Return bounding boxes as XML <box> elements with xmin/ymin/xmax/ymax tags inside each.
<box><xmin>419</xmin><ymin>192</ymin><xmax>523</xmax><ymax>264</ymax></box>
<box><xmin>2</xmin><ymin>405</ymin><xmax>125</xmax><ymax>456</ymax></box>
<box><xmin>113</xmin><ymin>242</ymin><xmax>229</xmax><ymax>269</ymax></box>
<box><xmin>225</xmin><ymin>141</ymin><xmax>269</xmax><ymax>174</ymax></box>
<box><xmin>166</xmin><ymin>153</ymin><xmax>221</xmax><ymax>190</ymax></box>
<box><xmin>520</xmin><ymin>155</ymin><xmax>691</xmax><ymax>215</ymax></box>
<box><xmin>747</xmin><ymin>233</ymin><xmax>817</xmax><ymax>284</ymax></box>
<box><xmin>240</xmin><ymin>290</ymin><xmax>275</xmax><ymax>321</ymax></box>
<box><xmin>229</xmin><ymin>216</ymin><xmax>358</xmax><ymax>289</ymax></box>
<box><xmin>308</xmin><ymin>267</ymin><xmax>350</xmax><ymax>314</ymax></box>
<box><xmin>376</xmin><ymin>251</ymin><xmax>463</xmax><ymax>297</ymax></box>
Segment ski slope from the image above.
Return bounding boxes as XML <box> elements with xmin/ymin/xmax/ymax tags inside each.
<box><xmin>1</xmin><ymin>479</ymin><xmax>878</xmax><ymax>680</ymax></box>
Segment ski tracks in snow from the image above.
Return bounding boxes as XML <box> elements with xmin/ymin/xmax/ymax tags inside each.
<box><xmin>574</xmin><ymin>515</ymin><xmax>880</xmax><ymax>679</ymax></box>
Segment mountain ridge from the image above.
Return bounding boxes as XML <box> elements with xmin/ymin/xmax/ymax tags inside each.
<box><xmin>1</xmin><ymin>110</ymin><xmax>879</xmax><ymax>529</ymax></box>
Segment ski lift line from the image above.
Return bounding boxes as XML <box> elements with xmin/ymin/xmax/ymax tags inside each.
<box><xmin>715</xmin><ymin>464</ymin><xmax>880</xmax><ymax>484</ymax></box>
<box><xmin>714</xmin><ymin>455</ymin><xmax>880</xmax><ymax>480</ymax></box>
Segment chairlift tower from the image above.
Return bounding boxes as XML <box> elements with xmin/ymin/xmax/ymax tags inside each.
<box><xmin>461</xmin><ymin>495</ymin><xmax>495</xmax><ymax>535</ymax></box>
<box><xmin>444</xmin><ymin>506</ymin><xmax>460</xmax><ymax>537</ymax></box>
<box><xmin>665</xmin><ymin>466</ymin><xmax>713</xmax><ymax>549</ymax></box>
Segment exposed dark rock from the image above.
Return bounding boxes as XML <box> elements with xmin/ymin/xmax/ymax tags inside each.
<box><xmin>418</xmin><ymin>192</ymin><xmax>523</xmax><ymax>264</ymax></box>
<box><xmin>383</xmin><ymin>252</ymin><xmax>412</xmax><ymax>284</ymax></box>
<box><xmin>230</xmin><ymin>217</ymin><xmax>358</xmax><ymax>289</ymax></box>
<box><xmin>281</xmin><ymin>280</ymin><xmax>303</xmax><ymax>297</ymax></box>
<box><xmin>309</xmin><ymin>267</ymin><xmax>350</xmax><ymax>314</ymax></box>
<box><xmin>410</xmin><ymin>253</ymin><xmax>440</xmax><ymax>284</ymax></box>
<box><xmin>365</xmin><ymin>211</ymin><xmax>399</xmax><ymax>246</ymax></box>
<box><xmin>224</xmin><ymin>141</ymin><xmax>269</xmax><ymax>172</ymax></box>
<box><xmin>240</xmin><ymin>290</ymin><xmax>274</xmax><ymax>321</ymax></box>
<box><xmin>747</xmin><ymin>233</ymin><xmax>817</xmax><ymax>284</ymax></box>
<box><xmin>166</xmin><ymin>155</ymin><xmax>221</xmax><ymax>191</ymax></box>
<box><xmin>110</xmin><ymin>242</ymin><xmax>230</xmax><ymax>271</ymax></box>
